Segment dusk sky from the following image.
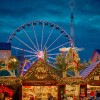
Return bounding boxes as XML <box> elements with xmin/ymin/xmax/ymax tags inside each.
<box><xmin>0</xmin><ymin>0</ymin><xmax>100</xmax><ymax>62</ymax></box>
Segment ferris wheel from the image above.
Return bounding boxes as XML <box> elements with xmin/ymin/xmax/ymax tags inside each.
<box><xmin>7</xmin><ymin>20</ymin><xmax>72</xmax><ymax>65</ymax></box>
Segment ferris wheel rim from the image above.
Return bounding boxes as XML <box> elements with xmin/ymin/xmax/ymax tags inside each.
<box><xmin>7</xmin><ymin>20</ymin><xmax>71</xmax><ymax>43</ymax></box>
<box><xmin>7</xmin><ymin>20</ymin><xmax>72</xmax><ymax>66</ymax></box>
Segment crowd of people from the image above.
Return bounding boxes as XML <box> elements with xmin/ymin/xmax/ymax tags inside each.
<box><xmin>29</xmin><ymin>93</ymin><xmax>56</xmax><ymax>100</ymax></box>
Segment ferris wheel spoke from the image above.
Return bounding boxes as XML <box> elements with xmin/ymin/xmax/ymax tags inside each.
<box><xmin>43</xmin><ymin>27</ymin><xmax>54</xmax><ymax>50</ymax></box>
<box><xmin>47</xmin><ymin>61</ymin><xmax>57</xmax><ymax>68</ymax></box>
<box><xmin>47</xmin><ymin>59</ymin><xmax>56</xmax><ymax>64</ymax></box>
<box><xmin>47</xmin><ymin>60</ymin><xmax>52</xmax><ymax>64</ymax></box>
<box><xmin>48</xmin><ymin>56</ymin><xmax>55</xmax><ymax>60</ymax></box>
<box><xmin>28</xmin><ymin>56</ymin><xmax>37</xmax><ymax>61</ymax></box>
<box><xmin>48</xmin><ymin>53</ymin><xmax>60</xmax><ymax>56</ymax></box>
<box><xmin>24</xmin><ymin>55</ymin><xmax>37</xmax><ymax>57</ymax></box>
<box><xmin>47</xmin><ymin>42</ymin><xmax>70</xmax><ymax>52</ymax></box>
<box><xmin>30</xmin><ymin>58</ymin><xmax>38</xmax><ymax>64</ymax></box>
<box><xmin>21</xmin><ymin>27</ymin><xmax>38</xmax><ymax>51</ymax></box>
<box><xmin>14</xmin><ymin>36</ymin><xmax>37</xmax><ymax>53</ymax></box>
<box><xmin>32</xmin><ymin>24</ymin><xmax>39</xmax><ymax>50</ymax></box>
<box><xmin>41</xmin><ymin>21</ymin><xmax>44</xmax><ymax>50</ymax></box>
<box><xmin>47</xmin><ymin>34</ymin><xmax>63</xmax><ymax>49</ymax></box>
<box><xmin>12</xmin><ymin>46</ymin><xmax>36</xmax><ymax>54</ymax></box>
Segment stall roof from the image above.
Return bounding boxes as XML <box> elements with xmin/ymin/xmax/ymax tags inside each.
<box><xmin>22</xmin><ymin>60</ymin><xmax>64</xmax><ymax>84</ymax></box>
<box><xmin>80</xmin><ymin>61</ymin><xmax>100</xmax><ymax>79</ymax></box>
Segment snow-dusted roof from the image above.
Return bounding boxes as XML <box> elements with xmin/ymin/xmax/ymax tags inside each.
<box><xmin>80</xmin><ymin>61</ymin><xmax>100</xmax><ymax>79</ymax></box>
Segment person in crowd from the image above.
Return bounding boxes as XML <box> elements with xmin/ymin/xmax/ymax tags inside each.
<box><xmin>95</xmin><ymin>90</ymin><xmax>100</xmax><ymax>100</ymax></box>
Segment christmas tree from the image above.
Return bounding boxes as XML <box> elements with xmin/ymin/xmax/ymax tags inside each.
<box><xmin>66</xmin><ymin>48</ymin><xmax>80</xmax><ymax>76</ymax></box>
<box><xmin>56</xmin><ymin>52</ymin><xmax>68</xmax><ymax>78</ymax></box>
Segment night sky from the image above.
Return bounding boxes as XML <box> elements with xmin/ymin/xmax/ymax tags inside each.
<box><xmin>0</xmin><ymin>0</ymin><xmax>100</xmax><ymax>62</ymax></box>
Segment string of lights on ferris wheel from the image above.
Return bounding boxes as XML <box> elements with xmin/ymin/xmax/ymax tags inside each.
<box><xmin>7</xmin><ymin>20</ymin><xmax>72</xmax><ymax>64</ymax></box>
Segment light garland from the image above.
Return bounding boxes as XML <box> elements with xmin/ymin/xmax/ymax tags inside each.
<box><xmin>85</xmin><ymin>64</ymin><xmax>100</xmax><ymax>83</ymax></box>
<box><xmin>0</xmin><ymin>77</ymin><xmax>22</xmax><ymax>85</ymax></box>
<box><xmin>34</xmin><ymin>67</ymin><xmax>48</xmax><ymax>79</ymax></box>
<box><xmin>23</xmin><ymin>60</ymin><xmax>64</xmax><ymax>84</ymax></box>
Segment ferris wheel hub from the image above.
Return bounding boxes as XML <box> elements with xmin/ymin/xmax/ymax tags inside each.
<box><xmin>37</xmin><ymin>51</ymin><xmax>44</xmax><ymax>59</ymax></box>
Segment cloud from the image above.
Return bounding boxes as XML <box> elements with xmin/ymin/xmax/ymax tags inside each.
<box><xmin>75</xmin><ymin>0</ymin><xmax>100</xmax><ymax>15</ymax></box>
<box><xmin>0</xmin><ymin>7</ymin><xmax>35</xmax><ymax>18</ymax></box>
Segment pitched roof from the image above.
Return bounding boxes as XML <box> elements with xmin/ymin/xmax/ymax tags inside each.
<box><xmin>80</xmin><ymin>61</ymin><xmax>100</xmax><ymax>79</ymax></box>
<box><xmin>22</xmin><ymin>60</ymin><xmax>63</xmax><ymax>84</ymax></box>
